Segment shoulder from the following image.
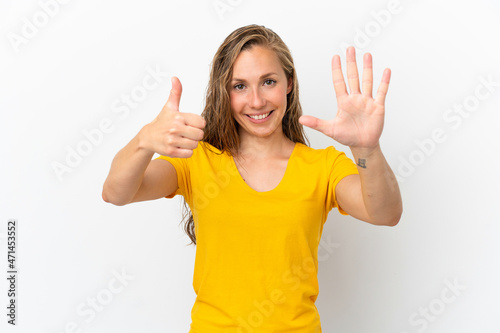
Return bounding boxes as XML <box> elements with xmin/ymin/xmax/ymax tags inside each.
<box><xmin>295</xmin><ymin>142</ymin><xmax>347</xmax><ymax>161</ymax></box>
<box><xmin>294</xmin><ymin>143</ymin><xmax>356</xmax><ymax>176</ymax></box>
<box><xmin>198</xmin><ymin>141</ymin><xmax>226</xmax><ymax>157</ymax></box>
<box><xmin>190</xmin><ymin>141</ymin><xmax>231</xmax><ymax>166</ymax></box>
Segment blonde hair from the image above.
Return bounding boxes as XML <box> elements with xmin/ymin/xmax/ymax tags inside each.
<box><xmin>182</xmin><ymin>24</ymin><xmax>309</xmax><ymax>246</ymax></box>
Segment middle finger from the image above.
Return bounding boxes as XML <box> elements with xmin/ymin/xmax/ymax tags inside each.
<box><xmin>346</xmin><ymin>46</ymin><xmax>361</xmax><ymax>94</ymax></box>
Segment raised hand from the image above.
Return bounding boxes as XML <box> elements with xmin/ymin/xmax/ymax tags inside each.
<box><xmin>299</xmin><ymin>46</ymin><xmax>390</xmax><ymax>149</ymax></box>
<box><xmin>140</xmin><ymin>76</ymin><xmax>206</xmax><ymax>158</ymax></box>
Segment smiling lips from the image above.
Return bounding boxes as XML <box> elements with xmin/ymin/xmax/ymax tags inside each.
<box><xmin>246</xmin><ymin>110</ymin><xmax>273</xmax><ymax>120</ymax></box>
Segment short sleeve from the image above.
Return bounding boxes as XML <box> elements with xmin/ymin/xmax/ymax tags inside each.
<box><xmin>154</xmin><ymin>154</ymin><xmax>190</xmax><ymax>199</ymax></box>
<box><xmin>325</xmin><ymin>146</ymin><xmax>359</xmax><ymax>215</ymax></box>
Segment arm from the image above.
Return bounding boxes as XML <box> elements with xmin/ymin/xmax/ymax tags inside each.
<box><xmin>336</xmin><ymin>144</ymin><xmax>402</xmax><ymax>226</ymax></box>
<box><xmin>102</xmin><ymin>77</ymin><xmax>205</xmax><ymax>206</ymax></box>
<box><xmin>101</xmin><ymin>132</ymin><xmax>178</xmax><ymax>205</ymax></box>
<box><xmin>300</xmin><ymin>47</ymin><xmax>402</xmax><ymax>226</ymax></box>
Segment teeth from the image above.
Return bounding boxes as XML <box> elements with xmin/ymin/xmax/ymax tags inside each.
<box><xmin>249</xmin><ymin>111</ymin><xmax>271</xmax><ymax>120</ymax></box>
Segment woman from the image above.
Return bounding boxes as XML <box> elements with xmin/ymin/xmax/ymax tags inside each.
<box><xmin>103</xmin><ymin>24</ymin><xmax>402</xmax><ymax>332</ymax></box>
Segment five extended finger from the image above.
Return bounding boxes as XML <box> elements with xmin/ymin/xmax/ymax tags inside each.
<box><xmin>362</xmin><ymin>53</ymin><xmax>373</xmax><ymax>98</ymax></box>
<box><xmin>375</xmin><ymin>68</ymin><xmax>391</xmax><ymax>105</ymax></box>
<box><xmin>331</xmin><ymin>55</ymin><xmax>347</xmax><ymax>98</ymax></box>
<box><xmin>299</xmin><ymin>115</ymin><xmax>332</xmax><ymax>137</ymax></box>
<box><xmin>346</xmin><ymin>47</ymin><xmax>360</xmax><ymax>94</ymax></box>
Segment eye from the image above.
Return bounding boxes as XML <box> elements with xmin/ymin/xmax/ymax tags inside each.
<box><xmin>264</xmin><ymin>79</ymin><xmax>276</xmax><ymax>86</ymax></box>
<box><xmin>233</xmin><ymin>83</ymin><xmax>245</xmax><ymax>91</ymax></box>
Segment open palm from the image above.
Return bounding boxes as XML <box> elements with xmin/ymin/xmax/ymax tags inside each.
<box><xmin>299</xmin><ymin>46</ymin><xmax>391</xmax><ymax>149</ymax></box>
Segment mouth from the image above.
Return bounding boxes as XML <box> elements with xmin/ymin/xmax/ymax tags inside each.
<box><xmin>246</xmin><ymin>110</ymin><xmax>274</xmax><ymax>120</ymax></box>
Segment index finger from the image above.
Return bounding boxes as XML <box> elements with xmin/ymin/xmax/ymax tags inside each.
<box><xmin>331</xmin><ymin>55</ymin><xmax>348</xmax><ymax>98</ymax></box>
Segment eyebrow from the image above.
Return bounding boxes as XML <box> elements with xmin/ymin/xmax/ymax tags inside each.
<box><xmin>231</xmin><ymin>72</ymin><xmax>278</xmax><ymax>82</ymax></box>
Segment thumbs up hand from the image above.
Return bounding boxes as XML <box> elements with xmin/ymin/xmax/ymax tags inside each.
<box><xmin>299</xmin><ymin>47</ymin><xmax>390</xmax><ymax>150</ymax></box>
<box><xmin>140</xmin><ymin>77</ymin><xmax>206</xmax><ymax>158</ymax></box>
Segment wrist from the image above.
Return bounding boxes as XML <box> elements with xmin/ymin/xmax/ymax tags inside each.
<box><xmin>136</xmin><ymin>124</ymin><xmax>155</xmax><ymax>155</ymax></box>
<box><xmin>349</xmin><ymin>142</ymin><xmax>381</xmax><ymax>158</ymax></box>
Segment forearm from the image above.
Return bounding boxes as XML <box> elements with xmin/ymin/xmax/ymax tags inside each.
<box><xmin>102</xmin><ymin>128</ymin><xmax>154</xmax><ymax>205</ymax></box>
<box><xmin>350</xmin><ymin>144</ymin><xmax>402</xmax><ymax>225</ymax></box>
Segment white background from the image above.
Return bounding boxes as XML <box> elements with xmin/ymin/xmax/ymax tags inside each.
<box><xmin>1</xmin><ymin>0</ymin><xmax>499</xmax><ymax>332</ymax></box>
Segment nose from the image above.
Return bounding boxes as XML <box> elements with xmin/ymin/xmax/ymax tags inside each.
<box><xmin>248</xmin><ymin>87</ymin><xmax>266</xmax><ymax>109</ymax></box>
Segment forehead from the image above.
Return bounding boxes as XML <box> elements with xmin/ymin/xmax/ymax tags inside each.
<box><xmin>231</xmin><ymin>46</ymin><xmax>284</xmax><ymax>79</ymax></box>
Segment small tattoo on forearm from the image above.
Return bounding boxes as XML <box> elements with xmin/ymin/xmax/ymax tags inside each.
<box><xmin>357</xmin><ymin>158</ymin><xmax>367</xmax><ymax>168</ymax></box>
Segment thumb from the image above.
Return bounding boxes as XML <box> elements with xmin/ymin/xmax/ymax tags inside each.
<box><xmin>299</xmin><ymin>115</ymin><xmax>331</xmax><ymax>135</ymax></box>
<box><xmin>164</xmin><ymin>76</ymin><xmax>182</xmax><ymax>111</ymax></box>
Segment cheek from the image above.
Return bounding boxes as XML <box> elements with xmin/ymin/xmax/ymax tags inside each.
<box><xmin>271</xmin><ymin>89</ymin><xmax>288</xmax><ymax>106</ymax></box>
<box><xmin>230</xmin><ymin>94</ymin><xmax>243</xmax><ymax>113</ymax></box>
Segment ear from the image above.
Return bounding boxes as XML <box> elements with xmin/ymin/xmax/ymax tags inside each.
<box><xmin>287</xmin><ymin>77</ymin><xmax>293</xmax><ymax>94</ymax></box>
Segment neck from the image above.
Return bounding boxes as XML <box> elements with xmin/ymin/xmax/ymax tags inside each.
<box><xmin>236</xmin><ymin>130</ymin><xmax>293</xmax><ymax>160</ymax></box>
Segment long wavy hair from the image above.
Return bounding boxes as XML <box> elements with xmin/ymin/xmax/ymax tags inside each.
<box><xmin>181</xmin><ymin>24</ymin><xmax>309</xmax><ymax>246</ymax></box>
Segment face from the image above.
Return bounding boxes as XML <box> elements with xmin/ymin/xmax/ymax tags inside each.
<box><xmin>229</xmin><ymin>45</ymin><xmax>292</xmax><ymax>141</ymax></box>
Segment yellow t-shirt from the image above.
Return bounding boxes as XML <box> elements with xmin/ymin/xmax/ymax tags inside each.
<box><xmin>156</xmin><ymin>141</ymin><xmax>359</xmax><ymax>333</ymax></box>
